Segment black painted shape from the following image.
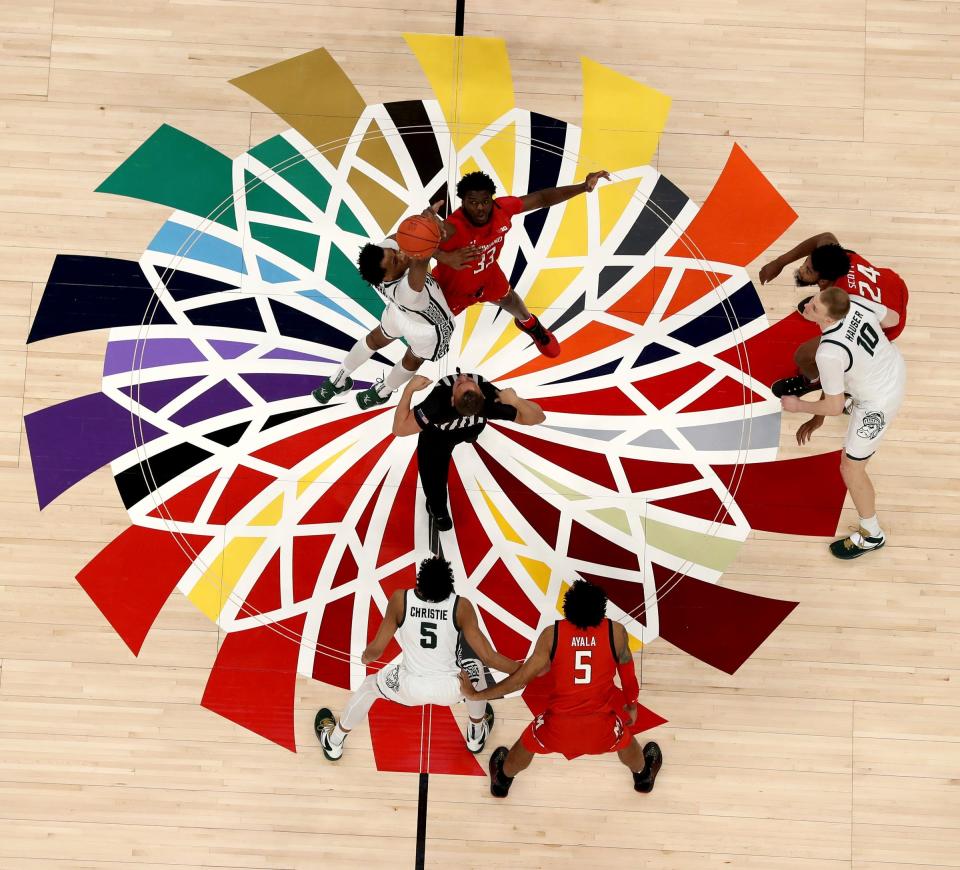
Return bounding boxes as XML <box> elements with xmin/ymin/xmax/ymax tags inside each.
<box><xmin>547</xmin><ymin>356</ymin><xmax>622</xmax><ymax>385</ymax></box>
<box><xmin>186</xmin><ymin>297</ymin><xmax>265</xmax><ymax>332</ymax></box>
<box><xmin>614</xmin><ymin>176</ymin><xmax>688</xmax><ymax>256</ymax></box>
<box><xmin>524</xmin><ymin>113</ymin><xmax>567</xmax><ymax>247</ymax></box>
<box><xmin>633</xmin><ymin>342</ymin><xmax>678</xmax><ymax>368</ymax></box>
<box><xmin>667</xmin><ymin>282</ymin><xmax>766</xmax><ymax>348</ymax></box>
<box><xmin>546</xmin><ymin>291</ymin><xmax>586</xmax><ymax>335</ymax></box>
<box><xmin>268</xmin><ymin>299</ymin><xmax>392</xmax><ymax>363</ymax></box>
<box><xmin>161</xmin><ymin>269</ymin><xmax>238</xmax><ymax>302</ymax></box>
<box><xmin>28</xmin><ymin>255</ymin><xmax>175</xmax><ymax>343</ymax></box>
<box><xmin>261</xmin><ymin>404</ymin><xmax>337</xmax><ymax>431</ymax></box>
<box><xmin>598</xmin><ymin>265</ymin><xmax>632</xmax><ymax>297</ymax></box>
<box><xmin>430</xmin><ymin>183</ymin><xmax>450</xmax><ymax>218</ymax></box>
<box><xmin>114</xmin><ymin>442</ymin><xmax>213</xmax><ymax>509</ymax></box>
<box><xmin>508</xmin><ymin>248</ymin><xmax>528</xmax><ymax>292</ymax></box>
<box><xmin>204</xmin><ymin>421</ymin><xmax>250</xmax><ymax>446</ymax></box>
<box><xmin>385</xmin><ymin>101</ymin><xmax>445</xmax><ymax>188</ymax></box>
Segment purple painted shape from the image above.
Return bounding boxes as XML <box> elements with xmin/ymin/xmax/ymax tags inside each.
<box><xmin>261</xmin><ymin>348</ymin><xmax>337</xmax><ymax>364</ymax></box>
<box><xmin>120</xmin><ymin>376</ymin><xmax>204</xmax><ymax>412</ymax></box>
<box><xmin>209</xmin><ymin>340</ymin><xmax>255</xmax><ymax>360</ymax></box>
<box><xmin>25</xmin><ymin>392</ymin><xmax>165</xmax><ymax>509</ymax></box>
<box><xmin>103</xmin><ymin>339</ymin><xmax>205</xmax><ymax>376</ymax></box>
<box><xmin>240</xmin><ymin>373</ymin><xmax>328</xmax><ymax>403</ymax></box>
<box><xmin>170</xmin><ymin>379</ymin><xmax>251</xmax><ymax>427</ymax></box>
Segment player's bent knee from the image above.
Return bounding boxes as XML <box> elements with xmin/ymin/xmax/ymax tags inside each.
<box><xmin>401</xmin><ymin>349</ymin><xmax>424</xmax><ymax>370</ymax></box>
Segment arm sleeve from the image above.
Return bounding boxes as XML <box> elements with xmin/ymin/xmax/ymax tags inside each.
<box><xmin>480</xmin><ymin>382</ymin><xmax>518</xmax><ymax>422</ymax></box>
<box><xmin>815</xmin><ymin>344</ymin><xmax>848</xmax><ymax>395</ymax></box>
<box><xmin>413</xmin><ymin>386</ymin><xmax>448</xmax><ymax>429</ymax></box>
<box><xmin>617</xmin><ymin>660</ymin><xmax>640</xmax><ymax>705</ymax></box>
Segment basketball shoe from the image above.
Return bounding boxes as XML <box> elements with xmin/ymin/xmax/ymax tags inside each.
<box><xmin>772</xmin><ymin>372</ymin><xmax>820</xmax><ymax>398</ymax></box>
<box><xmin>466</xmin><ymin>704</ymin><xmax>495</xmax><ymax>754</ymax></box>
<box><xmin>488</xmin><ymin>746</ymin><xmax>515</xmax><ymax>798</ymax></box>
<box><xmin>426</xmin><ymin>502</ymin><xmax>453</xmax><ymax>532</ymax></box>
<box><xmin>355</xmin><ymin>379</ymin><xmax>392</xmax><ymax>409</ymax></box>
<box><xmin>633</xmin><ymin>741</ymin><xmax>663</xmax><ymax>793</ymax></box>
<box><xmin>515</xmin><ymin>315</ymin><xmax>560</xmax><ymax>358</ymax></box>
<box><xmin>314</xmin><ymin>708</ymin><xmax>344</xmax><ymax>761</ymax></box>
<box><xmin>312</xmin><ymin>376</ymin><xmax>353</xmax><ymax>405</ymax></box>
<box><xmin>830</xmin><ymin>527</ymin><xmax>885</xmax><ymax>560</ymax></box>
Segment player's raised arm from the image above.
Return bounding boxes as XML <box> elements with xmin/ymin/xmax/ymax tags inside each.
<box><xmin>460</xmin><ymin>624</ymin><xmax>555</xmax><ymax>700</ymax></box>
<box><xmin>361</xmin><ymin>589</ymin><xmax>404</xmax><ymax>664</ymax></box>
<box><xmin>759</xmin><ymin>231</ymin><xmax>841</xmax><ymax>284</ymax></box>
<box><xmin>495</xmin><ymin>387</ymin><xmax>545</xmax><ymax>425</ymax></box>
<box><xmin>519</xmin><ymin>170</ymin><xmax>610</xmax><ymax>212</ymax></box>
<box><xmin>391</xmin><ymin>376</ymin><xmax>433</xmax><ymax>436</ymax></box>
<box><xmin>456</xmin><ymin>598</ymin><xmax>522</xmax><ymax>676</ymax></box>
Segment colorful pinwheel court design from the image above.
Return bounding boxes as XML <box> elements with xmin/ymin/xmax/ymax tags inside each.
<box><xmin>25</xmin><ymin>36</ymin><xmax>847</xmax><ymax>774</ymax></box>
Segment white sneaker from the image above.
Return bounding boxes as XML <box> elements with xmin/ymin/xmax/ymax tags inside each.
<box><xmin>314</xmin><ymin>707</ymin><xmax>344</xmax><ymax>760</ymax></box>
<box><xmin>465</xmin><ymin>703</ymin><xmax>494</xmax><ymax>753</ymax></box>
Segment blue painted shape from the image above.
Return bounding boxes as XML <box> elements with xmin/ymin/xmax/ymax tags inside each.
<box><xmin>633</xmin><ymin>342</ymin><xmax>678</xmax><ymax>368</ymax></box>
<box><xmin>546</xmin><ymin>357</ymin><xmax>622</xmax><ymax>385</ymax></box>
<box><xmin>667</xmin><ymin>282</ymin><xmax>765</xmax><ymax>348</ymax></box>
<box><xmin>148</xmin><ymin>221</ymin><xmax>247</xmax><ymax>275</ymax></box>
<box><xmin>297</xmin><ymin>289</ymin><xmax>366</xmax><ymax>327</ymax></box>
<box><xmin>257</xmin><ymin>256</ymin><xmax>297</xmax><ymax>284</ymax></box>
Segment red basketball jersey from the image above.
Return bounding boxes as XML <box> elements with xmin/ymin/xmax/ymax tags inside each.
<box><xmin>433</xmin><ymin>196</ymin><xmax>525</xmax><ymax>293</ymax></box>
<box><xmin>840</xmin><ymin>252</ymin><xmax>909</xmax><ymax>340</ymax></box>
<box><xmin>546</xmin><ymin>618</ymin><xmax>621</xmax><ymax>716</ymax></box>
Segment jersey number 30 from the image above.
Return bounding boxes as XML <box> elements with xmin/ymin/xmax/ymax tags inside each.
<box><xmin>420</xmin><ymin>622</ymin><xmax>437</xmax><ymax>649</ymax></box>
<box><xmin>574</xmin><ymin>650</ymin><xmax>592</xmax><ymax>684</ymax></box>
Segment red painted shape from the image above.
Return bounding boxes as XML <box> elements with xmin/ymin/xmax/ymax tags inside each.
<box><xmin>714</xmin><ymin>451</ymin><xmax>846</xmax><ymax>536</ymax></box>
<box><xmin>368</xmin><ymin>702</ymin><xmax>484</xmax><ymax>775</ymax></box>
<box><xmin>201</xmin><ymin>613</ymin><xmax>306</xmax><ymax>751</ymax></box>
<box><xmin>568</xmin><ymin>521</ymin><xmax>640</xmax><ymax>572</ymax></box>
<box><xmin>651</xmin><ymin>488</ymin><xmax>736</xmax><ymax>525</ymax></box>
<box><xmin>666</xmin><ymin>143</ymin><xmax>798</xmax><ymax>266</ymax></box>
<box><xmin>500</xmin><ymin>322</ymin><xmax>632</xmax><ymax>380</ymax></box>
<box><xmin>365</xmin><ymin>597</ymin><xmax>401</xmax><ymax>674</ymax></box>
<box><xmin>718</xmin><ymin>310</ymin><xmax>817</xmax><ymax>386</ymax></box>
<box><xmin>312</xmin><ymin>593</ymin><xmax>353</xmax><ymax>689</ymax></box>
<box><xmin>378</xmin><ymin>453</ymin><xmax>417</xmax><ymax>568</ymax></box>
<box><xmin>578</xmin><ymin>572</ymin><xmax>647</xmax><ymax>625</ymax></box>
<box><xmin>330</xmin><ymin>547</ymin><xmax>358</xmax><ymax>589</ymax></box>
<box><xmin>477</xmin><ymin>560</ymin><xmax>541</xmax><ymax>628</ymax></box>
<box><xmin>448</xmin><ymin>461</ymin><xmax>492</xmax><ymax>577</ymax></box>
<box><xmin>292</xmin><ymin>534</ymin><xmax>333</xmax><ymax>603</ymax></box>
<box><xmin>237</xmin><ymin>550</ymin><xmax>281</xmax><ymax>617</ymax></box>
<box><xmin>621</xmin><ymin>457</ymin><xmax>701</xmax><ymax>493</ymax></box>
<box><xmin>147</xmin><ymin>471</ymin><xmax>217</xmax><ymax>522</ymax></box>
<box><xmin>208</xmin><ymin>465</ymin><xmax>275</xmax><ymax>525</ymax></box>
<box><xmin>76</xmin><ymin>526</ymin><xmax>212</xmax><ymax>655</ymax></box>
<box><xmin>299</xmin><ymin>436</ymin><xmax>392</xmax><ymax>524</ymax></box>
<box><xmin>492</xmin><ymin>425</ymin><xmax>617</xmax><ymax>490</ymax></box>
<box><xmin>380</xmin><ymin>565</ymin><xmax>416</xmax><ymax>599</ymax></box>
<box><xmin>250</xmin><ymin>408</ymin><xmax>388</xmax><ymax>469</ymax></box>
<box><xmin>633</xmin><ymin>362</ymin><xmax>713</xmax><ymax>409</ymax></box>
<box><xmin>652</xmin><ymin>562</ymin><xmax>796</xmax><ymax>674</ymax></box>
<box><xmin>478</xmin><ymin>607</ymin><xmax>531</xmax><ymax>660</ymax></box>
<box><xmin>608</xmin><ymin>266</ymin><xmax>672</xmax><ymax>326</ymax></box>
<box><xmin>355</xmin><ymin>475</ymin><xmax>386</xmax><ymax>544</ymax></box>
<box><xmin>475</xmin><ymin>445</ymin><xmax>561</xmax><ymax>547</ymax></box>
<box><xmin>537</xmin><ymin>386</ymin><xmax>645</xmax><ymax>415</ymax></box>
<box><xmin>683</xmin><ymin>376</ymin><xmax>766</xmax><ymax>412</ymax></box>
<box><xmin>662</xmin><ymin>268</ymin><xmax>733</xmax><ymax>320</ymax></box>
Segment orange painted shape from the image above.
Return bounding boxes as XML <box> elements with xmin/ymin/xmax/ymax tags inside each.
<box><xmin>661</xmin><ymin>268</ymin><xmax>732</xmax><ymax>320</ymax></box>
<box><xmin>666</xmin><ymin>143</ymin><xmax>797</xmax><ymax>266</ymax></box>
<box><xmin>499</xmin><ymin>321</ymin><xmax>633</xmax><ymax>380</ymax></box>
<box><xmin>608</xmin><ymin>266</ymin><xmax>672</xmax><ymax>327</ymax></box>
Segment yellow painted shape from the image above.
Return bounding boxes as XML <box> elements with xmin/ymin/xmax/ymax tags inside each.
<box><xmin>578</xmin><ymin>56</ymin><xmax>671</xmax><ymax>173</ymax></box>
<box><xmin>519</xmin><ymin>462</ymin><xmax>588</xmax><ymax>501</ymax></box>
<box><xmin>482</xmin><ymin>121</ymin><xmax>516</xmax><ymax>194</ymax></box>
<box><xmin>250</xmin><ymin>494</ymin><xmax>284</xmax><ymax>527</ymax></box>
<box><xmin>356</xmin><ymin>119</ymin><xmax>405</xmax><ymax>186</ymax></box>
<box><xmin>346</xmin><ymin>168</ymin><xmax>408</xmax><ymax>233</ymax></box>
<box><xmin>589</xmin><ymin>507</ymin><xmax>631</xmax><ymax>535</ymax></box>
<box><xmin>641</xmin><ymin>516</ymin><xmax>742</xmax><ymax>573</ymax></box>
<box><xmin>230</xmin><ymin>49</ymin><xmax>366</xmax><ymax>169</ymax></box>
<box><xmin>598</xmin><ymin>177</ymin><xmax>642</xmax><ymax>243</ymax></box>
<box><xmin>480</xmin><ymin>266</ymin><xmax>580</xmax><ymax>364</ymax></box>
<box><xmin>628</xmin><ymin>633</ymin><xmax>644</xmax><ymax>652</ymax></box>
<box><xmin>189</xmin><ymin>537</ymin><xmax>265</xmax><ymax>621</ymax></box>
<box><xmin>517</xmin><ymin>555</ymin><xmax>550</xmax><ymax>594</ymax></box>
<box><xmin>477</xmin><ymin>480</ymin><xmax>524</xmax><ymax>545</ymax></box>
<box><xmin>547</xmin><ymin>195</ymin><xmax>588</xmax><ymax>258</ymax></box>
<box><xmin>457</xmin><ymin>155</ymin><xmax>483</xmax><ymax>179</ymax></box>
<box><xmin>297</xmin><ymin>442</ymin><xmax>355</xmax><ymax>497</ymax></box>
<box><xmin>460</xmin><ymin>303</ymin><xmax>483</xmax><ymax>350</ymax></box>
<box><xmin>404</xmin><ymin>34</ymin><xmax>515</xmax><ymax>151</ymax></box>
<box><xmin>555</xmin><ymin>580</ymin><xmax>572</xmax><ymax>615</ymax></box>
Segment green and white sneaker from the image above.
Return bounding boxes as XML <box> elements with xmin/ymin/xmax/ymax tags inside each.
<box><xmin>355</xmin><ymin>380</ymin><xmax>392</xmax><ymax>409</ymax></box>
<box><xmin>829</xmin><ymin>527</ymin><xmax>886</xmax><ymax>560</ymax></box>
<box><xmin>466</xmin><ymin>703</ymin><xmax>495</xmax><ymax>754</ymax></box>
<box><xmin>312</xmin><ymin>376</ymin><xmax>353</xmax><ymax>405</ymax></box>
<box><xmin>314</xmin><ymin>707</ymin><xmax>343</xmax><ymax>761</ymax></box>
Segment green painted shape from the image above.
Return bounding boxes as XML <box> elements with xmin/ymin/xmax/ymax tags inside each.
<box><xmin>325</xmin><ymin>245</ymin><xmax>385</xmax><ymax>320</ymax></box>
<box><xmin>589</xmin><ymin>508</ymin><xmax>632</xmax><ymax>535</ymax></box>
<box><xmin>97</xmin><ymin>124</ymin><xmax>237</xmax><ymax>229</ymax></box>
<box><xmin>641</xmin><ymin>516</ymin><xmax>742</xmax><ymax>572</ymax></box>
<box><xmin>336</xmin><ymin>200</ymin><xmax>367</xmax><ymax>235</ymax></box>
<box><xmin>519</xmin><ymin>462</ymin><xmax>588</xmax><ymax>501</ymax></box>
<box><xmin>249</xmin><ymin>222</ymin><xmax>320</xmax><ymax>271</ymax></box>
<box><xmin>243</xmin><ymin>170</ymin><xmax>307</xmax><ymax>221</ymax></box>
<box><xmin>249</xmin><ymin>135</ymin><xmax>331</xmax><ymax>213</ymax></box>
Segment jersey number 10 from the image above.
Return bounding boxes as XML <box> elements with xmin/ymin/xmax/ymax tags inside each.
<box><xmin>857</xmin><ymin>322</ymin><xmax>880</xmax><ymax>357</ymax></box>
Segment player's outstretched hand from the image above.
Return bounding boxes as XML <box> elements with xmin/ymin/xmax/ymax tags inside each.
<box><xmin>422</xmin><ymin>199</ymin><xmax>445</xmax><ymax>220</ymax></box>
<box><xmin>584</xmin><ymin>170</ymin><xmax>610</xmax><ymax>192</ymax></box>
<box><xmin>442</xmin><ymin>245</ymin><xmax>482</xmax><ymax>270</ymax></box>
<box><xmin>759</xmin><ymin>260</ymin><xmax>783</xmax><ymax>284</ymax></box>
<box><xmin>407</xmin><ymin>375</ymin><xmax>432</xmax><ymax>392</ymax></box>
<box><xmin>458</xmin><ymin>670</ymin><xmax>479</xmax><ymax>699</ymax></box>
<box><xmin>624</xmin><ymin>702</ymin><xmax>638</xmax><ymax>726</ymax></box>
<box><xmin>796</xmin><ymin>415</ymin><xmax>824</xmax><ymax>445</ymax></box>
<box><xmin>780</xmin><ymin>395</ymin><xmax>803</xmax><ymax>413</ymax></box>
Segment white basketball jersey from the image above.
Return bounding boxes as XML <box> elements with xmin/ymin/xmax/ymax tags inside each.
<box><xmin>397</xmin><ymin>589</ymin><xmax>461</xmax><ymax>679</ymax></box>
<box><xmin>816</xmin><ymin>297</ymin><xmax>906</xmax><ymax>404</ymax></box>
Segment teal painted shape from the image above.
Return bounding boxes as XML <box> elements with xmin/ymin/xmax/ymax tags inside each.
<box><xmin>243</xmin><ymin>170</ymin><xmax>308</xmax><ymax>221</ymax></box>
<box><xmin>249</xmin><ymin>135</ymin><xmax>332</xmax><ymax>213</ymax></box>
<box><xmin>336</xmin><ymin>200</ymin><xmax>367</xmax><ymax>235</ymax></box>
<box><xmin>325</xmin><ymin>245</ymin><xmax>385</xmax><ymax>320</ymax></box>
<box><xmin>249</xmin><ymin>222</ymin><xmax>319</xmax><ymax>271</ymax></box>
<box><xmin>97</xmin><ymin>124</ymin><xmax>237</xmax><ymax>230</ymax></box>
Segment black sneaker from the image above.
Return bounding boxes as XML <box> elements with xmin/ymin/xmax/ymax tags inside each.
<box><xmin>772</xmin><ymin>373</ymin><xmax>820</xmax><ymax>398</ymax></box>
<box><xmin>797</xmin><ymin>295</ymin><xmax>814</xmax><ymax>315</ymax></box>
<box><xmin>314</xmin><ymin>707</ymin><xmax>343</xmax><ymax>761</ymax></box>
<box><xmin>515</xmin><ymin>316</ymin><xmax>560</xmax><ymax>358</ymax></box>
<box><xmin>633</xmin><ymin>741</ymin><xmax>662</xmax><ymax>793</ymax></box>
<box><xmin>312</xmin><ymin>376</ymin><xmax>353</xmax><ymax>405</ymax></box>
<box><xmin>426</xmin><ymin>503</ymin><xmax>453</xmax><ymax>532</ymax></box>
<box><xmin>466</xmin><ymin>703</ymin><xmax>495</xmax><ymax>753</ymax></box>
<box><xmin>829</xmin><ymin>528</ymin><xmax>886</xmax><ymax>560</ymax></box>
<box><xmin>488</xmin><ymin>745</ymin><xmax>514</xmax><ymax>798</ymax></box>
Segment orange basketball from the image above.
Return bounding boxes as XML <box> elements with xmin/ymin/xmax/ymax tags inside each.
<box><xmin>396</xmin><ymin>215</ymin><xmax>442</xmax><ymax>259</ymax></box>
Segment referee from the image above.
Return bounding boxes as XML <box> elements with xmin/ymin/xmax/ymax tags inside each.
<box><xmin>392</xmin><ymin>372</ymin><xmax>545</xmax><ymax>530</ymax></box>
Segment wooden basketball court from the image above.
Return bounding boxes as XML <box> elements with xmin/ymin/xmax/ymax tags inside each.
<box><xmin>2</xmin><ymin>1</ymin><xmax>959</xmax><ymax>868</ymax></box>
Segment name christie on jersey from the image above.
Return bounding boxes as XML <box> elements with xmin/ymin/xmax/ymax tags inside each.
<box><xmin>410</xmin><ymin>606</ymin><xmax>448</xmax><ymax>620</ymax></box>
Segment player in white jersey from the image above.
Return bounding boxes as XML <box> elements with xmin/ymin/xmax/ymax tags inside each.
<box><xmin>311</xmin><ymin>205</ymin><xmax>456</xmax><ymax>410</ymax></box>
<box><xmin>780</xmin><ymin>287</ymin><xmax>906</xmax><ymax>559</ymax></box>
<box><xmin>314</xmin><ymin>556</ymin><xmax>520</xmax><ymax>760</ymax></box>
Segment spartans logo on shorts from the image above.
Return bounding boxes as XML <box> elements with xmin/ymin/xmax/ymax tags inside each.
<box><xmin>385</xmin><ymin>665</ymin><xmax>401</xmax><ymax>693</ymax></box>
<box><xmin>857</xmin><ymin>411</ymin><xmax>886</xmax><ymax>440</ymax></box>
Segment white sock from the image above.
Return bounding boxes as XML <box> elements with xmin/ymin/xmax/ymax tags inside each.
<box><xmin>859</xmin><ymin>515</ymin><xmax>882</xmax><ymax>537</ymax></box>
<box><xmin>333</xmin><ymin>338</ymin><xmax>377</xmax><ymax>385</ymax></box>
<box><xmin>329</xmin><ymin>723</ymin><xmax>348</xmax><ymax>746</ymax></box>
<box><xmin>376</xmin><ymin>362</ymin><xmax>417</xmax><ymax>398</ymax></box>
<box><xmin>467</xmin><ymin>719</ymin><xmax>485</xmax><ymax>741</ymax></box>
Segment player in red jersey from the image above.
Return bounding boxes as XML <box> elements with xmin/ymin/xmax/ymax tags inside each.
<box><xmin>459</xmin><ymin>579</ymin><xmax>662</xmax><ymax>798</ymax></box>
<box><xmin>759</xmin><ymin>231</ymin><xmax>909</xmax><ymax>400</ymax></box>
<box><xmin>432</xmin><ymin>169</ymin><xmax>610</xmax><ymax>358</ymax></box>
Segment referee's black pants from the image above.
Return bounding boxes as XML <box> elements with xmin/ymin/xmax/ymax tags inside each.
<box><xmin>416</xmin><ymin>428</ymin><xmax>464</xmax><ymax>517</ymax></box>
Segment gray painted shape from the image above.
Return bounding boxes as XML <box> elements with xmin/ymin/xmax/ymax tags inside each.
<box><xmin>679</xmin><ymin>412</ymin><xmax>780</xmax><ymax>451</ymax></box>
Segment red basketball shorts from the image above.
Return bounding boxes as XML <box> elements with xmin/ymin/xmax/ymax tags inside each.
<box><xmin>520</xmin><ymin>709</ymin><xmax>632</xmax><ymax>760</ymax></box>
<box><xmin>437</xmin><ymin>264</ymin><xmax>511</xmax><ymax>315</ymax></box>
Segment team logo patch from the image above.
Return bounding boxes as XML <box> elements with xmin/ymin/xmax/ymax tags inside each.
<box><xmin>385</xmin><ymin>664</ymin><xmax>401</xmax><ymax>692</ymax></box>
<box><xmin>857</xmin><ymin>411</ymin><xmax>886</xmax><ymax>439</ymax></box>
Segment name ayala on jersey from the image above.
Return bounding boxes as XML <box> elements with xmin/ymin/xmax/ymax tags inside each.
<box><xmin>571</xmin><ymin>636</ymin><xmax>597</xmax><ymax>647</ymax></box>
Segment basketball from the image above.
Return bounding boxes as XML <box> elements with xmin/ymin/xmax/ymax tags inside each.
<box><xmin>396</xmin><ymin>215</ymin><xmax>442</xmax><ymax>259</ymax></box>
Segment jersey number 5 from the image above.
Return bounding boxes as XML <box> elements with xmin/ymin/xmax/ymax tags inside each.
<box><xmin>574</xmin><ymin>650</ymin><xmax>592</xmax><ymax>684</ymax></box>
<box><xmin>419</xmin><ymin>622</ymin><xmax>437</xmax><ymax>649</ymax></box>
